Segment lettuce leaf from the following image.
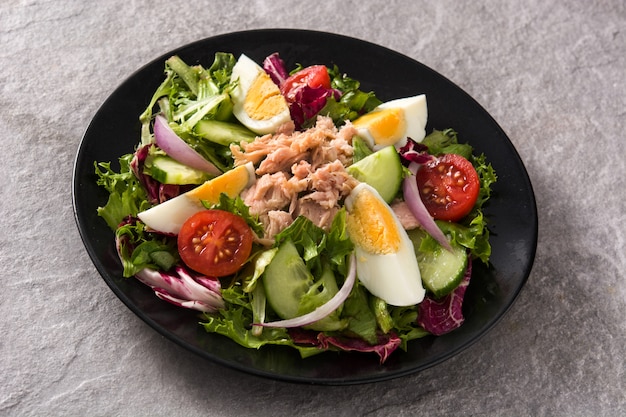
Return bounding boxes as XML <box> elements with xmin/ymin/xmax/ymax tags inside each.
<box><xmin>421</xmin><ymin>129</ymin><xmax>473</xmax><ymax>159</ymax></box>
<box><xmin>313</xmin><ymin>65</ymin><xmax>382</xmax><ymax>128</ymax></box>
<box><xmin>202</xmin><ymin>285</ymin><xmax>323</xmax><ymax>358</ymax></box>
<box><xmin>205</xmin><ymin>193</ymin><xmax>264</xmax><ymax>237</ymax></box>
<box><xmin>273</xmin><ymin>209</ymin><xmax>354</xmax><ymax>276</ymax></box>
<box><xmin>95</xmin><ymin>153</ymin><xmax>152</xmax><ymax>230</ymax></box>
<box><xmin>115</xmin><ymin>217</ymin><xmax>178</xmax><ymax>277</ymax></box>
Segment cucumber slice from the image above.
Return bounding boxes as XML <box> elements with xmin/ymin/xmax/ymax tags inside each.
<box><xmin>346</xmin><ymin>145</ymin><xmax>403</xmax><ymax>203</ymax></box>
<box><xmin>148</xmin><ymin>155</ymin><xmax>210</xmax><ymax>185</ymax></box>
<box><xmin>408</xmin><ymin>229</ymin><xmax>468</xmax><ymax>298</ymax></box>
<box><xmin>195</xmin><ymin>119</ymin><xmax>256</xmax><ymax>146</ymax></box>
<box><xmin>262</xmin><ymin>240</ymin><xmax>313</xmax><ymax>319</ymax></box>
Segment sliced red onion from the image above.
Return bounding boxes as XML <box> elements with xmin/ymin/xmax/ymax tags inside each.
<box><xmin>256</xmin><ymin>253</ymin><xmax>356</xmax><ymax>328</ymax></box>
<box><xmin>403</xmin><ymin>162</ymin><xmax>453</xmax><ymax>251</ymax></box>
<box><xmin>153</xmin><ymin>114</ymin><xmax>221</xmax><ymax>176</ymax></box>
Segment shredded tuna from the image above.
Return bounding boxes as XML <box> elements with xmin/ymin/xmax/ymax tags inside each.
<box><xmin>231</xmin><ymin>116</ymin><xmax>359</xmax><ymax>238</ymax></box>
<box><xmin>264</xmin><ymin>210</ymin><xmax>295</xmax><ymax>239</ymax></box>
<box><xmin>241</xmin><ymin>172</ymin><xmax>291</xmax><ymax>216</ymax></box>
<box><xmin>294</xmin><ymin>200</ymin><xmax>339</xmax><ymax>231</ymax></box>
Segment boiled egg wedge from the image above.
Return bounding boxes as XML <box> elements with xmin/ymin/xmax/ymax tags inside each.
<box><xmin>137</xmin><ymin>162</ymin><xmax>255</xmax><ymax>235</ymax></box>
<box><xmin>230</xmin><ymin>54</ymin><xmax>292</xmax><ymax>135</ymax></box>
<box><xmin>345</xmin><ymin>183</ymin><xmax>425</xmax><ymax>306</ymax></box>
<box><xmin>352</xmin><ymin>94</ymin><xmax>427</xmax><ymax>150</ymax></box>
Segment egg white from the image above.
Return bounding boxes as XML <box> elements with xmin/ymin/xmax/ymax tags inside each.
<box><xmin>230</xmin><ymin>54</ymin><xmax>292</xmax><ymax>135</ymax></box>
<box><xmin>345</xmin><ymin>183</ymin><xmax>425</xmax><ymax>306</ymax></box>
<box><xmin>354</xmin><ymin>94</ymin><xmax>428</xmax><ymax>150</ymax></box>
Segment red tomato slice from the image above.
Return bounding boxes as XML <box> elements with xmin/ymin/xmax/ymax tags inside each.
<box><xmin>415</xmin><ymin>154</ymin><xmax>480</xmax><ymax>222</ymax></box>
<box><xmin>280</xmin><ymin>65</ymin><xmax>331</xmax><ymax>102</ymax></box>
<box><xmin>178</xmin><ymin>210</ymin><xmax>253</xmax><ymax>277</ymax></box>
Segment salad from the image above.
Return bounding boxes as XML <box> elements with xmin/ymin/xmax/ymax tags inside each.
<box><xmin>95</xmin><ymin>51</ymin><xmax>496</xmax><ymax>363</ymax></box>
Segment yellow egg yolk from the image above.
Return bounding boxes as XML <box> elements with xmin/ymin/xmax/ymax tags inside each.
<box><xmin>244</xmin><ymin>72</ymin><xmax>289</xmax><ymax>121</ymax></box>
<box><xmin>353</xmin><ymin>107</ymin><xmax>406</xmax><ymax>146</ymax></box>
<box><xmin>186</xmin><ymin>162</ymin><xmax>251</xmax><ymax>204</ymax></box>
<box><xmin>346</xmin><ymin>188</ymin><xmax>401</xmax><ymax>254</ymax></box>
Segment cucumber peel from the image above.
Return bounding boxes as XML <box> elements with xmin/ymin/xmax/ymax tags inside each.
<box><xmin>408</xmin><ymin>229</ymin><xmax>468</xmax><ymax>298</ymax></box>
<box><xmin>195</xmin><ymin>119</ymin><xmax>256</xmax><ymax>146</ymax></box>
<box><xmin>148</xmin><ymin>155</ymin><xmax>211</xmax><ymax>185</ymax></box>
<box><xmin>347</xmin><ymin>145</ymin><xmax>403</xmax><ymax>203</ymax></box>
<box><xmin>262</xmin><ymin>239</ymin><xmax>313</xmax><ymax>319</ymax></box>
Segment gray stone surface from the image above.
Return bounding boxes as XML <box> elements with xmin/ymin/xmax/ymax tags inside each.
<box><xmin>1</xmin><ymin>0</ymin><xmax>624</xmax><ymax>416</ymax></box>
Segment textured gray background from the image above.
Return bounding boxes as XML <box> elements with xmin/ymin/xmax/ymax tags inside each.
<box><xmin>1</xmin><ymin>1</ymin><xmax>624</xmax><ymax>416</ymax></box>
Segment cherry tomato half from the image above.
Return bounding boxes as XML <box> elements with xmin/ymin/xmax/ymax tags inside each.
<box><xmin>280</xmin><ymin>65</ymin><xmax>331</xmax><ymax>102</ymax></box>
<box><xmin>415</xmin><ymin>154</ymin><xmax>480</xmax><ymax>222</ymax></box>
<box><xmin>178</xmin><ymin>210</ymin><xmax>253</xmax><ymax>277</ymax></box>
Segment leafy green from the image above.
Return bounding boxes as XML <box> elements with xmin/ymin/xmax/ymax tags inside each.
<box><xmin>471</xmin><ymin>153</ymin><xmax>498</xmax><ymax>208</ymax></box>
<box><xmin>389</xmin><ymin>305</ymin><xmax>429</xmax><ymax>349</ymax></box>
<box><xmin>351</xmin><ymin>135</ymin><xmax>374</xmax><ymax>162</ymax></box>
<box><xmin>273</xmin><ymin>210</ymin><xmax>354</xmax><ymax>276</ymax></box>
<box><xmin>115</xmin><ymin>220</ymin><xmax>178</xmax><ymax>277</ymax></box>
<box><xmin>201</xmin><ymin>285</ymin><xmax>322</xmax><ymax>358</ymax></box>
<box><xmin>314</xmin><ymin>65</ymin><xmax>382</xmax><ymax>127</ymax></box>
<box><xmin>204</xmin><ymin>193</ymin><xmax>264</xmax><ymax>236</ymax></box>
<box><xmin>341</xmin><ymin>283</ymin><xmax>379</xmax><ymax>344</ymax></box>
<box><xmin>370</xmin><ymin>296</ymin><xmax>394</xmax><ymax>334</ymax></box>
<box><xmin>240</xmin><ymin>248</ymin><xmax>279</xmax><ymax>293</ymax></box>
<box><xmin>95</xmin><ymin>154</ymin><xmax>151</xmax><ymax>230</ymax></box>
<box><xmin>422</xmin><ymin>129</ymin><xmax>473</xmax><ymax>158</ymax></box>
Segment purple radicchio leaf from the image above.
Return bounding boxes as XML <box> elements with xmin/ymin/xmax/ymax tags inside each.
<box><xmin>398</xmin><ymin>137</ymin><xmax>434</xmax><ymax>165</ymax></box>
<box><xmin>288</xmin><ymin>85</ymin><xmax>339</xmax><ymax>129</ymax></box>
<box><xmin>417</xmin><ymin>258</ymin><xmax>472</xmax><ymax>336</ymax></box>
<box><xmin>135</xmin><ymin>265</ymin><xmax>225</xmax><ymax>313</ymax></box>
<box><xmin>262</xmin><ymin>52</ymin><xmax>289</xmax><ymax>86</ymax></box>
<box><xmin>295</xmin><ymin>85</ymin><xmax>337</xmax><ymax>119</ymax></box>
<box><xmin>288</xmin><ymin>329</ymin><xmax>402</xmax><ymax>364</ymax></box>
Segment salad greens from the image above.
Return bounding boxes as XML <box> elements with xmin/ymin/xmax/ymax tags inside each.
<box><xmin>94</xmin><ymin>52</ymin><xmax>497</xmax><ymax>363</ymax></box>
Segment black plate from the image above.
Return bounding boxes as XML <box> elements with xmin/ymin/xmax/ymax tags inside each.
<box><xmin>72</xmin><ymin>29</ymin><xmax>537</xmax><ymax>385</ymax></box>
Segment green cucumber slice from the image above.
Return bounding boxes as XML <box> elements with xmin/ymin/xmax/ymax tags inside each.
<box><xmin>195</xmin><ymin>119</ymin><xmax>256</xmax><ymax>146</ymax></box>
<box><xmin>408</xmin><ymin>229</ymin><xmax>468</xmax><ymax>298</ymax></box>
<box><xmin>148</xmin><ymin>155</ymin><xmax>210</xmax><ymax>185</ymax></box>
<box><xmin>346</xmin><ymin>145</ymin><xmax>403</xmax><ymax>203</ymax></box>
<box><xmin>262</xmin><ymin>239</ymin><xmax>313</xmax><ymax>319</ymax></box>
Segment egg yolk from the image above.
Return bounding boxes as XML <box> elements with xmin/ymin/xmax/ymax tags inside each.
<box><xmin>346</xmin><ymin>188</ymin><xmax>401</xmax><ymax>254</ymax></box>
<box><xmin>353</xmin><ymin>108</ymin><xmax>406</xmax><ymax>146</ymax></box>
<box><xmin>244</xmin><ymin>72</ymin><xmax>289</xmax><ymax>121</ymax></box>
